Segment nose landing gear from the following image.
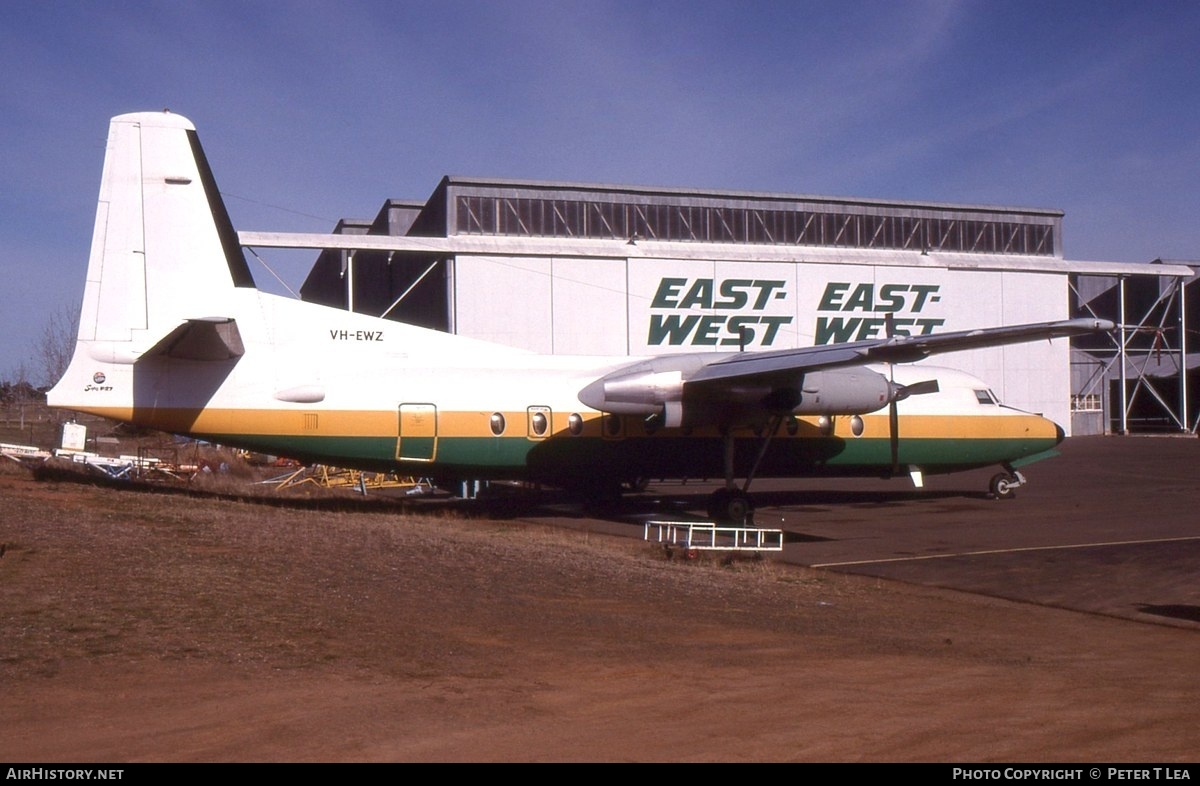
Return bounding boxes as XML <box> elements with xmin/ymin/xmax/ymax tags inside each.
<box><xmin>989</xmin><ymin>465</ymin><xmax>1027</xmax><ymax>500</ymax></box>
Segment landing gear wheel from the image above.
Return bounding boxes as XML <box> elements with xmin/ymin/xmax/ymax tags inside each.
<box><xmin>707</xmin><ymin>488</ymin><xmax>754</xmax><ymax>524</ymax></box>
<box><xmin>990</xmin><ymin>473</ymin><xmax>1018</xmax><ymax>500</ymax></box>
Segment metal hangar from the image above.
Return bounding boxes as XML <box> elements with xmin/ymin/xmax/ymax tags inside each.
<box><xmin>239</xmin><ymin>177</ymin><xmax>1194</xmax><ymax>436</ymax></box>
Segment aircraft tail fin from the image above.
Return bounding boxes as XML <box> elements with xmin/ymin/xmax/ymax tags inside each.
<box><xmin>49</xmin><ymin>111</ymin><xmax>254</xmax><ymax>407</ymax></box>
<box><xmin>80</xmin><ymin>111</ymin><xmax>254</xmax><ymax>354</ymax></box>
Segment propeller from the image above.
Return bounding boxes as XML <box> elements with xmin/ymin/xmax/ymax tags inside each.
<box><xmin>884</xmin><ymin>314</ymin><xmax>939</xmax><ymax>474</ymax></box>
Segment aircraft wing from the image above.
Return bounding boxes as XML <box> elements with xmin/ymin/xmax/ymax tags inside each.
<box><xmin>688</xmin><ymin>317</ymin><xmax>1113</xmax><ymax>385</ymax></box>
<box><xmin>578</xmin><ymin>317</ymin><xmax>1113</xmax><ymax>425</ymax></box>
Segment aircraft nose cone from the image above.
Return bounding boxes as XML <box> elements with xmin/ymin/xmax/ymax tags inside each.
<box><xmin>1054</xmin><ymin>423</ymin><xmax>1065</xmax><ymax>444</ymax></box>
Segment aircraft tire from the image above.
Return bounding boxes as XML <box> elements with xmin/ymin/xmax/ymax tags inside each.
<box><xmin>990</xmin><ymin>473</ymin><xmax>1018</xmax><ymax>500</ymax></box>
<box><xmin>708</xmin><ymin>488</ymin><xmax>754</xmax><ymax>524</ymax></box>
<box><xmin>625</xmin><ymin>476</ymin><xmax>650</xmax><ymax>493</ymax></box>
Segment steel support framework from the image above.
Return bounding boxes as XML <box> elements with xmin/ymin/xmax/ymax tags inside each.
<box><xmin>1070</xmin><ymin>272</ymin><xmax>1195</xmax><ymax>434</ymax></box>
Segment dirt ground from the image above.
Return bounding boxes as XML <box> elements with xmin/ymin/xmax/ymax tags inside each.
<box><xmin>1</xmin><ymin>460</ymin><xmax>1198</xmax><ymax>763</ymax></box>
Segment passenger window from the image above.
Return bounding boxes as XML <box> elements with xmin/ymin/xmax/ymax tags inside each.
<box><xmin>528</xmin><ymin>407</ymin><xmax>550</xmax><ymax>437</ymax></box>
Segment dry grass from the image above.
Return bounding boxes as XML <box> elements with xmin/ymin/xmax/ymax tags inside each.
<box><xmin>0</xmin><ymin>468</ymin><xmax>823</xmax><ymax>684</ymax></box>
<box><xmin>4</xmin><ymin>459</ymin><xmax>1200</xmax><ymax>761</ymax></box>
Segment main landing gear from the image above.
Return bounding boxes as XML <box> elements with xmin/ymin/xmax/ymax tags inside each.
<box><xmin>707</xmin><ymin>487</ymin><xmax>754</xmax><ymax>524</ymax></box>
<box><xmin>706</xmin><ymin>416</ymin><xmax>785</xmax><ymax>526</ymax></box>
<box><xmin>989</xmin><ymin>464</ymin><xmax>1027</xmax><ymax>500</ymax></box>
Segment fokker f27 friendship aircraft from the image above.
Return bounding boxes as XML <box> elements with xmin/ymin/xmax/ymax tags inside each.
<box><xmin>48</xmin><ymin>112</ymin><xmax>1112</xmax><ymax>522</ymax></box>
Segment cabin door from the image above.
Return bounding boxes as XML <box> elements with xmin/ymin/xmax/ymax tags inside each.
<box><xmin>397</xmin><ymin>403</ymin><xmax>437</xmax><ymax>462</ymax></box>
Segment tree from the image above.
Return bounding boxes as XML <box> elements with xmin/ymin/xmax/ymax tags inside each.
<box><xmin>1</xmin><ymin>362</ymin><xmax>39</xmax><ymax>404</ymax></box>
<box><xmin>2</xmin><ymin>381</ymin><xmax>40</xmax><ymax>404</ymax></box>
<box><xmin>37</xmin><ymin>303</ymin><xmax>80</xmax><ymax>389</ymax></box>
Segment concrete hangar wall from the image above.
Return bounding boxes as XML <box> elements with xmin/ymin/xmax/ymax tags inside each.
<box><xmin>294</xmin><ymin>178</ymin><xmax>1172</xmax><ymax>435</ymax></box>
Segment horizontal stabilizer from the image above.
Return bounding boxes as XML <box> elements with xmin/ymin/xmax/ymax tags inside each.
<box><xmin>143</xmin><ymin>318</ymin><xmax>244</xmax><ymax>361</ymax></box>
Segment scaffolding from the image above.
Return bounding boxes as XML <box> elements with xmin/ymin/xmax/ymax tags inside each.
<box><xmin>261</xmin><ymin>464</ymin><xmax>432</xmax><ymax>495</ymax></box>
<box><xmin>1071</xmin><ymin>264</ymin><xmax>1199</xmax><ymax>434</ymax></box>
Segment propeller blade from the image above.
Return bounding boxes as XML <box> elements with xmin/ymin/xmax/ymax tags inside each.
<box><xmin>887</xmin><ymin>378</ymin><xmax>938</xmax><ymax>474</ymax></box>
<box><xmin>894</xmin><ymin>379</ymin><xmax>940</xmax><ymax>400</ymax></box>
<box><xmin>889</xmin><ymin>398</ymin><xmax>899</xmax><ymax>473</ymax></box>
<box><xmin>886</xmin><ymin>313</ymin><xmax>898</xmax><ymax>472</ymax></box>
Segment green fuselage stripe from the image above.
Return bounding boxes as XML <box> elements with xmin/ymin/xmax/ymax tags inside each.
<box><xmin>207</xmin><ymin>431</ymin><xmax>1058</xmax><ymax>483</ymax></box>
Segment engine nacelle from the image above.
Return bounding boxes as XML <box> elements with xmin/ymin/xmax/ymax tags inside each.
<box><xmin>792</xmin><ymin>368</ymin><xmax>892</xmax><ymax>415</ymax></box>
<box><xmin>578</xmin><ymin>367</ymin><xmax>688</xmax><ymax>426</ymax></box>
<box><xmin>596</xmin><ymin>369</ymin><xmax>684</xmax><ymax>410</ymax></box>
<box><xmin>578</xmin><ymin>359</ymin><xmax>897</xmax><ymax>428</ymax></box>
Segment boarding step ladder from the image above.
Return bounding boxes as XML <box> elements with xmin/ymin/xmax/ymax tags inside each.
<box><xmin>644</xmin><ymin>520</ymin><xmax>784</xmax><ymax>553</ymax></box>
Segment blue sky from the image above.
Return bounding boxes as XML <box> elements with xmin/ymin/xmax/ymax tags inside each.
<box><xmin>2</xmin><ymin>0</ymin><xmax>1198</xmax><ymax>382</ymax></box>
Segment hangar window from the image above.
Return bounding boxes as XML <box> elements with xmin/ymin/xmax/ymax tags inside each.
<box><xmin>568</xmin><ymin>413</ymin><xmax>584</xmax><ymax>435</ymax></box>
<box><xmin>490</xmin><ymin>412</ymin><xmax>506</xmax><ymax>436</ymax></box>
<box><xmin>455</xmin><ymin>194</ymin><xmax>1056</xmax><ymax>257</ymax></box>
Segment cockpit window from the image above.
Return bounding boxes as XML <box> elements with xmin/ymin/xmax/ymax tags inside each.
<box><xmin>974</xmin><ymin>389</ymin><xmax>999</xmax><ymax>405</ymax></box>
